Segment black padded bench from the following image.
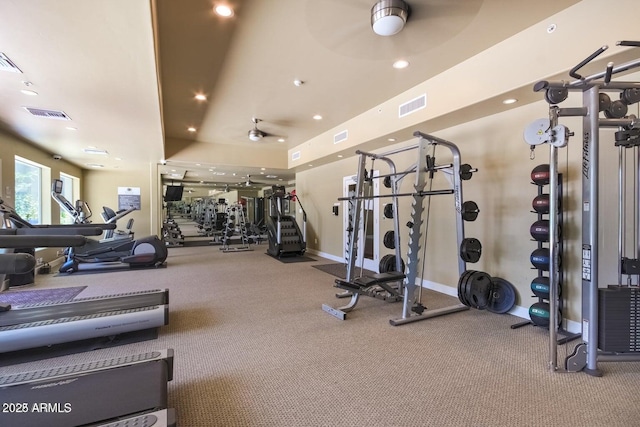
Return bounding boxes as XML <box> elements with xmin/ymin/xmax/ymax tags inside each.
<box><xmin>335</xmin><ymin>271</ymin><xmax>406</xmax><ymax>294</ymax></box>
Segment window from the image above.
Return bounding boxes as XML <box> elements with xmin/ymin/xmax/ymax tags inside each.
<box><xmin>59</xmin><ymin>173</ymin><xmax>80</xmax><ymax>224</ymax></box>
<box><xmin>14</xmin><ymin>156</ymin><xmax>51</xmax><ymax>225</ymax></box>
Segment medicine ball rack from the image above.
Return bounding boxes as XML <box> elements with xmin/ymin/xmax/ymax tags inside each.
<box><xmin>525</xmin><ymin>40</ymin><xmax>640</xmax><ymax>375</ymax></box>
<box><xmin>511</xmin><ymin>165</ymin><xmax>580</xmax><ymax>345</ymax></box>
<box><xmin>322</xmin><ymin>131</ymin><xmax>501</xmax><ymax>325</ymax></box>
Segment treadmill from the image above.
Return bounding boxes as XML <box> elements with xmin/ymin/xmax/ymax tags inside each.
<box><xmin>0</xmin><ymin>229</ymin><xmax>169</xmax><ymax>364</ymax></box>
<box><xmin>0</xmin><ymin>349</ymin><xmax>176</xmax><ymax>426</ymax></box>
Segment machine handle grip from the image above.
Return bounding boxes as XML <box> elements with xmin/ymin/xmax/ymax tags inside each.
<box><xmin>569</xmin><ymin>45</ymin><xmax>608</xmax><ymax>80</ymax></box>
<box><xmin>0</xmin><ymin>253</ymin><xmax>36</xmax><ymax>274</ymax></box>
<box><xmin>0</xmin><ymin>235</ymin><xmax>87</xmax><ymax>248</ymax></box>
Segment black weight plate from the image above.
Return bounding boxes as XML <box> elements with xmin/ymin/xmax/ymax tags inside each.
<box><xmin>383</xmin><ymin>176</ymin><xmax>392</xmax><ymax>188</ymax></box>
<box><xmin>461</xmin><ymin>200</ymin><xmax>479</xmax><ymax>222</ymax></box>
<box><xmin>383</xmin><ymin>230</ymin><xmax>395</xmax><ymax>249</ymax></box>
<box><xmin>379</xmin><ymin>254</ymin><xmax>392</xmax><ymax>273</ymax></box>
<box><xmin>460</xmin><ymin>164</ymin><xmax>473</xmax><ymax>180</ymax></box>
<box><xmin>460</xmin><ymin>238</ymin><xmax>482</xmax><ymax>263</ymax></box>
<box><xmin>468</xmin><ymin>270</ymin><xmax>492</xmax><ymax>309</ymax></box>
<box><xmin>486</xmin><ymin>277</ymin><xmax>517</xmax><ymax>314</ymax></box>
<box><xmin>463</xmin><ymin>269</ymin><xmax>479</xmax><ymax>308</ymax></box>
<box><xmin>457</xmin><ymin>270</ymin><xmax>474</xmax><ymax>306</ymax></box>
<box><xmin>383</xmin><ymin>203</ymin><xmax>394</xmax><ymax>219</ymax></box>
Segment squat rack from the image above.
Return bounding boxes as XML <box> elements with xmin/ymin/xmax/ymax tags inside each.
<box><xmin>322</xmin><ymin>131</ymin><xmax>476</xmax><ymax>325</ymax></box>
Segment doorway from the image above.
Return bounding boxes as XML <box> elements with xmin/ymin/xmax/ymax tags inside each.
<box><xmin>343</xmin><ymin>172</ymin><xmax>379</xmax><ymax>272</ymax></box>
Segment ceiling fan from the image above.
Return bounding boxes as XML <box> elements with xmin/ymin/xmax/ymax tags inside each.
<box><xmin>241</xmin><ymin>175</ymin><xmax>267</xmax><ymax>187</ymax></box>
<box><xmin>248</xmin><ymin>117</ymin><xmax>272</xmax><ymax>142</ymax></box>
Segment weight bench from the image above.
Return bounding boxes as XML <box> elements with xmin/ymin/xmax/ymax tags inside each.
<box><xmin>323</xmin><ymin>272</ymin><xmax>406</xmax><ymax>320</ymax></box>
<box><xmin>335</xmin><ymin>271</ymin><xmax>406</xmax><ymax>296</ymax></box>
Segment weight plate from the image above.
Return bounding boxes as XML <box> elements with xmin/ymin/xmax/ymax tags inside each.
<box><xmin>486</xmin><ymin>277</ymin><xmax>517</xmax><ymax>314</ymax></box>
<box><xmin>383</xmin><ymin>230</ymin><xmax>395</xmax><ymax>249</ymax></box>
<box><xmin>467</xmin><ymin>270</ymin><xmax>492</xmax><ymax>309</ymax></box>
<box><xmin>460</xmin><ymin>238</ymin><xmax>482</xmax><ymax>263</ymax></box>
<box><xmin>461</xmin><ymin>200</ymin><xmax>479</xmax><ymax>222</ymax></box>
<box><xmin>383</xmin><ymin>203</ymin><xmax>394</xmax><ymax>219</ymax></box>
<box><xmin>383</xmin><ymin>176</ymin><xmax>392</xmax><ymax>188</ymax></box>
<box><xmin>460</xmin><ymin>164</ymin><xmax>473</xmax><ymax>180</ymax></box>
<box><xmin>457</xmin><ymin>270</ymin><xmax>474</xmax><ymax>306</ymax></box>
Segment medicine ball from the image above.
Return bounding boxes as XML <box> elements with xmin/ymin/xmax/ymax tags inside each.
<box><xmin>532</xmin><ymin>193</ymin><xmax>550</xmax><ymax>214</ymax></box>
<box><xmin>530</xmin><ymin>220</ymin><xmax>550</xmax><ymax>242</ymax></box>
<box><xmin>530</xmin><ymin>247</ymin><xmax>550</xmax><ymax>271</ymax></box>
<box><xmin>529</xmin><ymin>302</ymin><xmax>561</xmax><ymax>327</ymax></box>
<box><xmin>530</xmin><ymin>276</ymin><xmax>562</xmax><ymax>299</ymax></box>
<box><xmin>529</xmin><ymin>302</ymin><xmax>551</xmax><ymax>327</ymax></box>
<box><xmin>531</xmin><ymin>164</ymin><xmax>550</xmax><ymax>186</ymax></box>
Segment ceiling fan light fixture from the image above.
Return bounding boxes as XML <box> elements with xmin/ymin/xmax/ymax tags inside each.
<box><xmin>248</xmin><ymin>129</ymin><xmax>264</xmax><ymax>141</ymax></box>
<box><xmin>371</xmin><ymin>0</ymin><xmax>409</xmax><ymax>36</ymax></box>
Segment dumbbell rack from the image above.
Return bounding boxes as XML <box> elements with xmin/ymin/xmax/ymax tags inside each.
<box><xmin>511</xmin><ymin>169</ymin><xmax>580</xmax><ymax>344</ymax></box>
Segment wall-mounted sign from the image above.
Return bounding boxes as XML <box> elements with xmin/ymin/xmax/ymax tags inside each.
<box><xmin>118</xmin><ymin>187</ymin><xmax>141</xmax><ymax>210</ymax></box>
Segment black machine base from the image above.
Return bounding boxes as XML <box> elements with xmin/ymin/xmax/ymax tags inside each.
<box><xmin>0</xmin><ymin>349</ymin><xmax>174</xmax><ymax>427</ymax></box>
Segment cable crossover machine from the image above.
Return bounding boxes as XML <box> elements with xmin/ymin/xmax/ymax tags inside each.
<box><xmin>322</xmin><ymin>131</ymin><xmax>517</xmax><ymax>325</ymax></box>
<box><xmin>524</xmin><ymin>40</ymin><xmax>640</xmax><ymax>375</ymax></box>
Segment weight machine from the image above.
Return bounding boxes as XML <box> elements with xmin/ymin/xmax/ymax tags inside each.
<box><xmin>524</xmin><ymin>40</ymin><xmax>640</xmax><ymax>375</ymax></box>
<box><xmin>322</xmin><ymin>131</ymin><xmax>503</xmax><ymax>324</ymax></box>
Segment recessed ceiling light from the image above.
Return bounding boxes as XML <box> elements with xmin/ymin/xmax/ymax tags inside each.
<box><xmin>503</xmin><ymin>98</ymin><xmax>518</xmax><ymax>105</ymax></box>
<box><xmin>115</xmin><ymin>157</ymin><xmax>122</xmax><ymax>161</ymax></box>
<box><xmin>187</xmin><ymin>127</ymin><xmax>196</xmax><ymax>132</ymax></box>
<box><xmin>308</xmin><ymin>164</ymin><xmax>313</xmax><ymax>167</ymax></box>
<box><xmin>260</xmin><ymin>167</ymin><xmax>266</xmax><ymax>171</ymax></box>
<box><xmin>214</xmin><ymin>4</ymin><xmax>233</xmax><ymax>17</ymax></box>
<box><xmin>195</xmin><ymin>94</ymin><xmax>207</xmax><ymax>101</ymax></box>
<box><xmin>393</xmin><ymin>60</ymin><xmax>409</xmax><ymax>69</ymax></box>
<box><xmin>547</xmin><ymin>24</ymin><xmax>557</xmax><ymax>34</ymax></box>
<box><xmin>388</xmin><ymin>138</ymin><xmax>396</xmax><ymax>142</ymax></box>
<box><xmin>293</xmin><ymin>79</ymin><xmax>304</xmax><ymax>86</ymax></box>
<box><xmin>277</xmin><ymin>138</ymin><xmax>285</xmax><ymax>142</ymax></box>
<box><xmin>83</xmin><ymin>147</ymin><xmax>108</xmax><ymax>155</ymax></box>
<box><xmin>66</xmin><ymin>126</ymin><xmax>77</xmax><ymax>131</ymax></box>
<box><xmin>20</xmin><ymin>89</ymin><xmax>38</xmax><ymax>96</ymax></box>
<box><xmin>313</xmin><ymin>114</ymin><xmax>322</xmax><ymax>120</ymax></box>
<box><xmin>337</xmin><ymin>155</ymin><xmax>343</xmax><ymax>158</ymax></box>
<box><xmin>86</xmin><ymin>163</ymin><xmax>104</xmax><ymax>168</ymax></box>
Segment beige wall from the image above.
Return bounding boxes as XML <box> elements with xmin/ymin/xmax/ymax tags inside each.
<box><xmin>83</xmin><ymin>166</ymin><xmax>156</xmax><ymax>238</ymax></box>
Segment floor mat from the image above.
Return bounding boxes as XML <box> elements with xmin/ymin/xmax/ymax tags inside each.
<box><xmin>268</xmin><ymin>254</ymin><xmax>316</xmax><ymax>263</ymax></box>
<box><xmin>0</xmin><ymin>285</ymin><xmax>87</xmax><ymax>307</ymax></box>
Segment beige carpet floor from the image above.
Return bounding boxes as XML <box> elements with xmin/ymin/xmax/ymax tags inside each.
<box><xmin>2</xmin><ymin>238</ymin><xmax>640</xmax><ymax>426</ymax></box>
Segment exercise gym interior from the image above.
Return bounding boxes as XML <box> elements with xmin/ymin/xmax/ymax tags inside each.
<box><xmin>1</xmin><ymin>1</ymin><xmax>640</xmax><ymax>426</ymax></box>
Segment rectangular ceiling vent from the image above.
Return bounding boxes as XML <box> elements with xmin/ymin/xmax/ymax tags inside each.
<box><xmin>292</xmin><ymin>151</ymin><xmax>301</xmax><ymax>161</ymax></box>
<box><xmin>23</xmin><ymin>107</ymin><xmax>71</xmax><ymax>121</ymax></box>
<box><xmin>398</xmin><ymin>94</ymin><xmax>426</xmax><ymax>118</ymax></box>
<box><xmin>0</xmin><ymin>52</ymin><xmax>22</xmax><ymax>73</ymax></box>
<box><xmin>333</xmin><ymin>130</ymin><xmax>348</xmax><ymax>144</ymax></box>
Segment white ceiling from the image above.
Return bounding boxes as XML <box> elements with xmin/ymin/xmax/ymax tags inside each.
<box><xmin>0</xmin><ymin>0</ymin><xmax>582</xmax><ymax>191</ymax></box>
